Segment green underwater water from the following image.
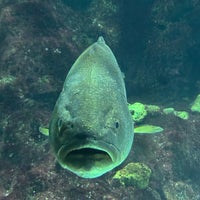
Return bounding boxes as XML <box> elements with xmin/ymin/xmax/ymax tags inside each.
<box><xmin>0</xmin><ymin>0</ymin><xmax>200</xmax><ymax>199</ymax></box>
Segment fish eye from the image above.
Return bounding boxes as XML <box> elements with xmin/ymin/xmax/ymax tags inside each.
<box><xmin>115</xmin><ymin>122</ymin><xmax>119</xmax><ymax>128</ymax></box>
<box><xmin>70</xmin><ymin>123</ymin><xmax>74</xmax><ymax>129</ymax></box>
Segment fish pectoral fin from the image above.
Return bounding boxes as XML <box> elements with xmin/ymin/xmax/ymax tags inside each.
<box><xmin>39</xmin><ymin>126</ymin><xmax>49</xmax><ymax>136</ymax></box>
<box><xmin>134</xmin><ymin>124</ymin><xmax>164</xmax><ymax>134</ymax></box>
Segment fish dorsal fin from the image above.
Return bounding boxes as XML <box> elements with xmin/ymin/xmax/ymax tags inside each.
<box><xmin>97</xmin><ymin>36</ymin><xmax>105</xmax><ymax>44</ymax></box>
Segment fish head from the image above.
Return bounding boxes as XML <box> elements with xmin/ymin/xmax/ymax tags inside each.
<box><xmin>49</xmin><ymin>102</ymin><xmax>131</xmax><ymax>178</ymax></box>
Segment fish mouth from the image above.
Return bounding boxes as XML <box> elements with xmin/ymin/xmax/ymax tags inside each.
<box><xmin>57</xmin><ymin>140</ymin><xmax>120</xmax><ymax>178</ymax></box>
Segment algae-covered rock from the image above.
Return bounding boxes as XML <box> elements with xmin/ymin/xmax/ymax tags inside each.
<box><xmin>163</xmin><ymin>107</ymin><xmax>175</xmax><ymax>114</ymax></box>
<box><xmin>163</xmin><ymin>108</ymin><xmax>189</xmax><ymax>120</ymax></box>
<box><xmin>145</xmin><ymin>104</ymin><xmax>161</xmax><ymax>114</ymax></box>
<box><xmin>128</xmin><ymin>102</ymin><xmax>161</xmax><ymax>122</ymax></box>
<box><xmin>191</xmin><ymin>94</ymin><xmax>200</xmax><ymax>113</ymax></box>
<box><xmin>128</xmin><ymin>102</ymin><xmax>147</xmax><ymax>123</ymax></box>
<box><xmin>112</xmin><ymin>162</ymin><xmax>152</xmax><ymax>189</ymax></box>
<box><xmin>163</xmin><ymin>181</ymin><xmax>196</xmax><ymax>200</ymax></box>
<box><xmin>174</xmin><ymin>111</ymin><xmax>189</xmax><ymax>120</ymax></box>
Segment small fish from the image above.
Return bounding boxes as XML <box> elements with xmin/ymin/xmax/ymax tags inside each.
<box><xmin>49</xmin><ymin>37</ymin><xmax>134</xmax><ymax>178</ymax></box>
<box><xmin>134</xmin><ymin>124</ymin><xmax>163</xmax><ymax>134</ymax></box>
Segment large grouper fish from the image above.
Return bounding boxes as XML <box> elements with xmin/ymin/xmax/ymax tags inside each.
<box><xmin>49</xmin><ymin>36</ymin><xmax>134</xmax><ymax>178</ymax></box>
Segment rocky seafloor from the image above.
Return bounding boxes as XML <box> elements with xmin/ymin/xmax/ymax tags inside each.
<box><xmin>0</xmin><ymin>0</ymin><xmax>200</xmax><ymax>199</ymax></box>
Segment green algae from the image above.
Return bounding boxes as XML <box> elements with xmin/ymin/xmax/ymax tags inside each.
<box><xmin>128</xmin><ymin>102</ymin><xmax>147</xmax><ymax>123</ymax></box>
<box><xmin>174</xmin><ymin>111</ymin><xmax>189</xmax><ymax>120</ymax></box>
<box><xmin>128</xmin><ymin>101</ymin><xmax>190</xmax><ymax>124</ymax></box>
<box><xmin>112</xmin><ymin>162</ymin><xmax>152</xmax><ymax>189</ymax></box>
<box><xmin>145</xmin><ymin>104</ymin><xmax>161</xmax><ymax>114</ymax></box>
<box><xmin>163</xmin><ymin>107</ymin><xmax>175</xmax><ymax>114</ymax></box>
<box><xmin>163</xmin><ymin>107</ymin><xmax>189</xmax><ymax>120</ymax></box>
<box><xmin>191</xmin><ymin>94</ymin><xmax>200</xmax><ymax>113</ymax></box>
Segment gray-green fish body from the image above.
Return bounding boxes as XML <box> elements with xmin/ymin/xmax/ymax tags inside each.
<box><xmin>49</xmin><ymin>37</ymin><xmax>134</xmax><ymax>178</ymax></box>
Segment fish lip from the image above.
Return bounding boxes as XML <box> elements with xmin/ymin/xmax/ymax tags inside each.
<box><xmin>56</xmin><ymin>139</ymin><xmax>120</xmax><ymax>177</ymax></box>
<box><xmin>58</xmin><ymin>140</ymin><xmax>119</xmax><ymax>163</ymax></box>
